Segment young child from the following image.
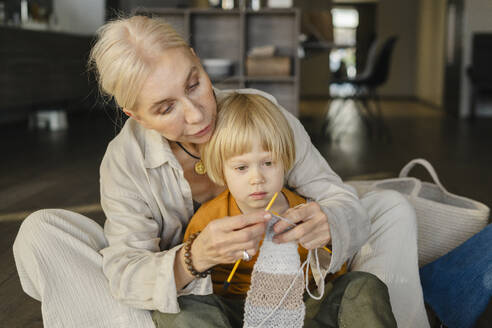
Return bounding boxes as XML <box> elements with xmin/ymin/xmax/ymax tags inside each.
<box><xmin>180</xmin><ymin>92</ymin><xmax>396</xmax><ymax>327</ymax></box>
<box><xmin>184</xmin><ymin>92</ymin><xmax>332</xmax><ymax>297</ymax></box>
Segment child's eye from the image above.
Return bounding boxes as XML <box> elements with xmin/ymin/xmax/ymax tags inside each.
<box><xmin>236</xmin><ymin>165</ymin><xmax>247</xmax><ymax>171</ymax></box>
<box><xmin>264</xmin><ymin>161</ymin><xmax>273</xmax><ymax>166</ymax></box>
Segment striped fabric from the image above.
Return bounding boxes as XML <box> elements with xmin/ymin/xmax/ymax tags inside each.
<box><xmin>243</xmin><ymin>217</ymin><xmax>305</xmax><ymax>328</ymax></box>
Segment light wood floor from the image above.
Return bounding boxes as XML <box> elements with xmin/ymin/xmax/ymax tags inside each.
<box><xmin>1</xmin><ymin>99</ymin><xmax>491</xmax><ymax>327</ymax></box>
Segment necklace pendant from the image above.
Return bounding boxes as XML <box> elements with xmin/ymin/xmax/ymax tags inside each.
<box><xmin>194</xmin><ymin>160</ymin><xmax>207</xmax><ymax>175</ymax></box>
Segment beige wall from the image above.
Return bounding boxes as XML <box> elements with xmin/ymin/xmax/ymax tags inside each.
<box><xmin>415</xmin><ymin>0</ymin><xmax>446</xmax><ymax>107</ymax></box>
<box><xmin>301</xmin><ymin>0</ymin><xmax>421</xmax><ymax>98</ymax></box>
<box><xmin>376</xmin><ymin>0</ymin><xmax>419</xmax><ymax>98</ymax></box>
<box><xmin>303</xmin><ymin>0</ymin><xmax>446</xmax><ymax>100</ymax></box>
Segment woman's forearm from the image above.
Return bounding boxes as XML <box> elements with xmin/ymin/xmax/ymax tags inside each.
<box><xmin>279</xmin><ymin>104</ymin><xmax>370</xmax><ymax>270</ymax></box>
<box><xmin>174</xmin><ymin>247</ymin><xmax>196</xmax><ymax>291</ymax></box>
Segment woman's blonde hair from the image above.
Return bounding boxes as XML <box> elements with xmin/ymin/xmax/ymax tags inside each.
<box><xmin>88</xmin><ymin>15</ymin><xmax>189</xmax><ymax>111</ymax></box>
<box><xmin>201</xmin><ymin>93</ymin><xmax>295</xmax><ymax>186</ymax></box>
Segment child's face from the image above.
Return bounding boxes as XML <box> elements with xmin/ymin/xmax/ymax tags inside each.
<box><xmin>223</xmin><ymin>137</ymin><xmax>284</xmax><ymax>214</ymax></box>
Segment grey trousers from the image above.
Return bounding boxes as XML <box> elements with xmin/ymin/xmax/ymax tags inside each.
<box><xmin>152</xmin><ymin>272</ymin><xmax>397</xmax><ymax>328</ymax></box>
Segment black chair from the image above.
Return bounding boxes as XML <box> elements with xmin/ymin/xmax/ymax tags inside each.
<box><xmin>323</xmin><ymin>36</ymin><xmax>398</xmax><ymax>139</ymax></box>
<box><xmin>467</xmin><ymin>33</ymin><xmax>492</xmax><ymax>120</ymax></box>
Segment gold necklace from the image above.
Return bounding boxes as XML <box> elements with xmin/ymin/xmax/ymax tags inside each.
<box><xmin>176</xmin><ymin>142</ymin><xmax>206</xmax><ymax>175</ymax></box>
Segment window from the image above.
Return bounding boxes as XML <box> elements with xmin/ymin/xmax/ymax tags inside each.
<box><xmin>330</xmin><ymin>7</ymin><xmax>358</xmax><ymax>78</ymax></box>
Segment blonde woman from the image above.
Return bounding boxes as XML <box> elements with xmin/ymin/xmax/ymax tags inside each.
<box><xmin>13</xmin><ymin>16</ymin><xmax>429</xmax><ymax>328</ymax></box>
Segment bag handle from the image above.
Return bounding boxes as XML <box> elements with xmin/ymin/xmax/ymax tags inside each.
<box><xmin>399</xmin><ymin>158</ymin><xmax>448</xmax><ymax>193</ymax></box>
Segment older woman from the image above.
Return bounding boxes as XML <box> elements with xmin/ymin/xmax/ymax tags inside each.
<box><xmin>13</xmin><ymin>16</ymin><xmax>429</xmax><ymax>328</ymax></box>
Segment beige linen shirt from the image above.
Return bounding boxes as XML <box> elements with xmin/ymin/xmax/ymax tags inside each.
<box><xmin>100</xmin><ymin>88</ymin><xmax>370</xmax><ymax>313</ymax></box>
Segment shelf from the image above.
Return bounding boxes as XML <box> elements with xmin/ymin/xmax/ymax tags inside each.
<box><xmin>245</xmin><ymin>76</ymin><xmax>295</xmax><ymax>82</ymax></box>
<box><xmin>133</xmin><ymin>7</ymin><xmax>185</xmax><ymax>15</ymax></box>
<box><xmin>135</xmin><ymin>8</ymin><xmax>297</xmax><ymax>15</ymax></box>
<box><xmin>135</xmin><ymin>8</ymin><xmax>240</xmax><ymax>15</ymax></box>
<box><xmin>192</xmin><ymin>15</ymin><xmax>241</xmax><ymax>75</ymax></box>
<box><xmin>210</xmin><ymin>76</ymin><xmax>242</xmax><ymax>83</ymax></box>
<box><xmin>210</xmin><ymin>75</ymin><xmax>295</xmax><ymax>83</ymax></box>
<box><xmin>245</xmin><ymin>8</ymin><xmax>299</xmax><ymax>15</ymax></box>
<box><xmin>302</xmin><ymin>41</ymin><xmax>355</xmax><ymax>50</ymax></box>
<box><xmin>142</xmin><ymin>8</ymin><xmax>300</xmax><ymax>116</ymax></box>
<box><xmin>188</xmin><ymin>8</ymin><xmax>241</xmax><ymax>15</ymax></box>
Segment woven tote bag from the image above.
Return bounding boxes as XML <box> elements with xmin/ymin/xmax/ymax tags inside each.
<box><xmin>350</xmin><ymin>159</ymin><xmax>489</xmax><ymax>267</ymax></box>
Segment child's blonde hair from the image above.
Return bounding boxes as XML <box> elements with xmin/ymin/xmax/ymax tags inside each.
<box><xmin>88</xmin><ymin>15</ymin><xmax>189</xmax><ymax>111</ymax></box>
<box><xmin>201</xmin><ymin>93</ymin><xmax>295</xmax><ymax>186</ymax></box>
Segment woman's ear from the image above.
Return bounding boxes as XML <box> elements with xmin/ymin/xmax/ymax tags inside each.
<box><xmin>122</xmin><ymin>109</ymin><xmax>133</xmax><ymax>118</ymax></box>
<box><xmin>123</xmin><ymin>109</ymin><xmax>149</xmax><ymax>129</ymax></box>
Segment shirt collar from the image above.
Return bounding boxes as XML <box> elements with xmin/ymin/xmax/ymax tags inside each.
<box><xmin>143</xmin><ymin>126</ymin><xmax>179</xmax><ymax>169</ymax></box>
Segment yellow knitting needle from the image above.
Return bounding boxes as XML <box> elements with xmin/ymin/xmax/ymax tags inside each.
<box><xmin>223</xmin><ymin>192</ymin><xmax>279</xmax><ymax>291</ymax></box>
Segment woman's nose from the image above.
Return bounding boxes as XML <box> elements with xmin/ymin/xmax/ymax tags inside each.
<box><xmin>183</xmin><ymin>99</ymin><xmax>204</xmax><ymax>124</ymax></box>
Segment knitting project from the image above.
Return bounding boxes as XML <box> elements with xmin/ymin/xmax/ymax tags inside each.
<box><xmin>243</xmin><ymin>215</ymin><xmax>306</xmax><ymax>328</ymax></box>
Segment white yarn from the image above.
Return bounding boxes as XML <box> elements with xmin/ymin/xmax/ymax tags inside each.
<box><xmin>252</xmin><ymin>241</ymin><xmax>300</xmax><ymax>275</ymax></box>
<box><xmin>243</xmin><ymin>214</ymin><xmax>326</xmax><ymax>328</ymax></box>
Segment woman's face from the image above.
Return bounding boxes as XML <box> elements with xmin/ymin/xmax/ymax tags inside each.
<box><xmin>129</xmin><ymin>47</ymin><xmax>216</xmax><ymax>145</ymax></box>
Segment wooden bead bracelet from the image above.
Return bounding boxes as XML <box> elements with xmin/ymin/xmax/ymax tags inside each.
<box><xmin>184</xmin><ymin>232</ymin><xmax>212</xmax><ymax>278</ymax></box>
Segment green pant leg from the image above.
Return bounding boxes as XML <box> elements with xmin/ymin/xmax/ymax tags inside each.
<box><xmin>152</xmin><ymin>294</ymin><xmax>245</xmax><ymax>328</ymax></box>
<box><xmin>338</xmin><ymin>272</ymin><xmax>397</xmax><ymax>328</ymax></box>
<box><xmin>305</xmin><ymin>271</ymin><xmax>397</xmax><ymax>328</ymax></box>
<box><xmin>304</xmin><ymin>277</ymin><xmax>337</xmax><ymax>328</ymax></box>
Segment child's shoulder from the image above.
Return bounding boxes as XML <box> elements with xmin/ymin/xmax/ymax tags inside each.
<box><xmin>185</xmin><ymin>190</ymin><xmax>230</xmax><ymax>239</ymax></box>
<box><xmin>191</xmin><ymin>189</ymin><xmax>230</xmax><ymax>220</ymax></box>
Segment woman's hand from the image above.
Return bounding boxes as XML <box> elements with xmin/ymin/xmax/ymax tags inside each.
<box><xmin>191</xmin><ymin>211</ymin><xmax>271</xmax><ymax>271</ymax></box>
<box><xmin>272</xmin><ymin>202</ymin><xmax>331</xmax><ymax>250</ymax></box>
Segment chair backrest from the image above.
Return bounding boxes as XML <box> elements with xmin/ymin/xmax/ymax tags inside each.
<box><xmin>359</xmin><ymin>36</ymin><xmax>398</xmax><ymax>87</ymax></box>
<box><xmin>471</xmin><ymin>33</ymin><xmax>492</xmax><ymax>85</ymax></box>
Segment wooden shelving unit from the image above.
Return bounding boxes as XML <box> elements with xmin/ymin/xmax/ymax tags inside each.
<box><xmin>135</xmin><ymin>7</ymin><xmax>300</xmax><ymax>116</ymax></box>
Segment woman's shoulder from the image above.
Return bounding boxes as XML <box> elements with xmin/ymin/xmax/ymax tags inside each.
<box><xmin>103</xmin><ymin>118</ymin><xmax>174</xmax><ymax>170</ymax></box>
<box><xmin>105</xmin><ymin>118</ymin><xmax>146</xmax><ymax>154</ymax></box>
<box><xmin>102</xmin><ymin>119</ymin><xmax>140</xmax><ymax>159</ymax></box>
<box><xmin>282</xmin><ymin>188</ymin><xmax>307</xmax><ymax>208</ymax></box>
<box><xmin>99</xmin><ymin>119</ymin><xmax>148</xmax><ymax>184</ymax></box>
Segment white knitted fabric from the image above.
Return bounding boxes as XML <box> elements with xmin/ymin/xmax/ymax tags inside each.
<box><xmin>243</xmin><ymin>215</ymin><xmax>306</xmax><ymax>328</ymax></box>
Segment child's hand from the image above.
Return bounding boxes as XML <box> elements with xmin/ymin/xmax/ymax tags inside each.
<box><xmin>272</xmin><ymin>202</ymin><xmax>331</xmax><ymax>250</ymax></box>
<box><xmin>191</xmin><ymin>211</ymin><xmax>272</xmax><ymax>271</ymax></box>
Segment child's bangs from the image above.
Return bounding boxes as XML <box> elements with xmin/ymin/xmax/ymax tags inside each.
<box><xmin>254</xmin><ymin>110</ymin><xmax>285</xmax><ymax>161</ymax></box>
<box><xmin>220</xmin><ymin>115</ymin><xmax>281</xmax><ymax>161</ymax></box>
<box><xmin>219</xmin><ymin>123</ymin><xmax>254</xmax><ymax>160</ymax></box>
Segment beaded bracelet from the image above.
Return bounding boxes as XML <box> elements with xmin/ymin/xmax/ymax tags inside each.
<box><xmin>184</xmin><ymin>232</ymin><xmax>212</xmax><ymax>278</ymax></box>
